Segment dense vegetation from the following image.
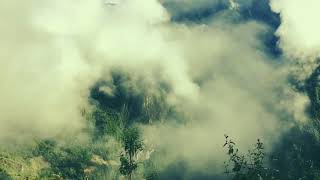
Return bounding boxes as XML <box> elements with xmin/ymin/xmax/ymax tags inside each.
<box><xmin>2</xmin><ymin>68</ymin><xmax>320</xmax><ymax>180</ymax></box>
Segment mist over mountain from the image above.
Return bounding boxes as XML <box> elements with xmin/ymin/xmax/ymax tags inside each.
<box><xmin>1</xmin><ymin>0</ymin><xmax>320</xmax><ymax>179</ymax></box>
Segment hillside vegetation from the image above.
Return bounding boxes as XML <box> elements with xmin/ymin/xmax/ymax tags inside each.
<box><xmin>0</xmin><ymin>68</ymin><xmax>320</xmax><ymax>180</ymax></box>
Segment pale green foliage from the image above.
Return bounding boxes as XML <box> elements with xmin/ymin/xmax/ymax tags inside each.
<box><xmin>119</xmin><ymin>127</ymin><xmax>144</xmax><ymax>179</ymax></box>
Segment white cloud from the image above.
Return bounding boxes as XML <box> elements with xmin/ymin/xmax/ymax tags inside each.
<box><xmin>271</xmin><ymin>0</ymin><xmax>320</xmax><ymax>59</ymax></box>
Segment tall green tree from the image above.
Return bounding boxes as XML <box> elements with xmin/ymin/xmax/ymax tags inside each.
<box><xmin>119</xmin><ymin>127</ymin><xmax>144</xmax><ymax>180</ymax></box>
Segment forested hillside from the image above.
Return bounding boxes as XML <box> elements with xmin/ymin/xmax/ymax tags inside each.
<box><xmin>1</xmin><ymin>0</ymin><xmax>320</xmax><ymax>179</ymax></box>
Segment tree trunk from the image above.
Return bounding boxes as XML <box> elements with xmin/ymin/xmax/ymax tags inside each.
<box><xmin>129</xmin><ymin>153</ymin><xmax>132</xmax><ymax>180</ymax></box>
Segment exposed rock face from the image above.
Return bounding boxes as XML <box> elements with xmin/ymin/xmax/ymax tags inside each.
<box><xmin>91</xmin><ymin>154</ymin><xmax>119</xmax><ymax>167</ymax></box>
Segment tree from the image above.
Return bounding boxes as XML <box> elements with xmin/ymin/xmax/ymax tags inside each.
<box><xmin>223</xmin><ymin>135</ymin><xmax>276</xmax><ymax>180</ymax></box>
<box><xmin>34</xmin><ymin>139</ymin><xmax>93</xmax><ymax>179</ymax></box>
<box><xmin>119</xmin><ymin>127</ymin><xmax>144</xmax><ymax>180</ymax></box>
